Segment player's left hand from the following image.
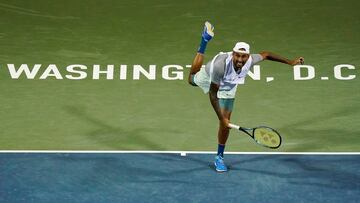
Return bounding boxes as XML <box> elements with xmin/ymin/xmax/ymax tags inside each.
<box><xmin>291</xmin><ymin>57</ymin><xmax>304</xmax><ymax>65</ymax></box>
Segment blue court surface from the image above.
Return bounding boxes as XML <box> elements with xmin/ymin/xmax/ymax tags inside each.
<box><xmin>0</xmin><ymin>152</ymin><xmax>359</xmax><ymax>203</ymax></box>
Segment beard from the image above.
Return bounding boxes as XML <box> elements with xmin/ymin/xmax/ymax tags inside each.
<box><xmin>234</xmin><ymin>61</ymin><xmax>244</xmax><ymax>69</ymax></box>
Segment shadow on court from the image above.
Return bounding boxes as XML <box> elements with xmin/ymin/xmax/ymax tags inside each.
<box><xmin>231</xmin><ymin>155</ymin><xmax>360</xmax><ymax>190</ymax></box>
<box><xmin>1</xmin><ymin>153</ymin><xmax>359</xmax><ymax>202</ymax></box>
<box><xmin>64</xmin><ymin>106</ymin><xmax>184</xmax><ymax>150</ymax></box>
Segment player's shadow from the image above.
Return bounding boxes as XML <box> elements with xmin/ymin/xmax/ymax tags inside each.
<box><xmin>230</xmin><ymin>155</ymin><xmax>360</xmax><ymax>191</ymax></box>
<box><xmin>281</xmin><ymin>157</ymin><xmax>360</xmax><ymax>190</ymax></box>
<box><xmin>63</xmin><ymin>105</ymin><xmax>183</xmax><ymax>150</ymax></box>
<box><xmin>52</xmin><ymin>153</ymin><xmax>241</xmax><ymax>188</ymax></box>
<box><xmin>149</xmin><ymin>153</ymin><xmax>275</xmax><ymax>175</ymax></box>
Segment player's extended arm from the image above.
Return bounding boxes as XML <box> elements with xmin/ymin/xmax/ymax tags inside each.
<box><xmin>209</xmin><ymin>83</ymin><xmax>229</xmax><ymax>128</ymax></box>
<box><xmin>260</xmin><ymin>51</ymin><xmax>304</xmax><ymax>66</ymax></box>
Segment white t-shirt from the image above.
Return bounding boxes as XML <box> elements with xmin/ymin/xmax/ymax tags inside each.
<box><xmin>205</xmin><ymin>53</ymin><xmax>263</xmax><ymax>91</ymax></box>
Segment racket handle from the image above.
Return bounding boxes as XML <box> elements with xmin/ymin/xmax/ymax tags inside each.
<box><xmin>228</xmin><ymin>123</ymin><xmax>240</xmax><ymax>130</ymax></box>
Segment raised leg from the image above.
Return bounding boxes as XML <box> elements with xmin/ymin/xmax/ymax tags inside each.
<box><xmin>187</xmin><ymin>21</ymin><xmax>214</xmax><ymax>86</ymax></box>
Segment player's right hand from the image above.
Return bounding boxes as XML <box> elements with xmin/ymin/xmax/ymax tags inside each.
<box><xmin>220</xmin><ymin>118</ymin><xmax>230</xmax><ymax>129</ymax></box>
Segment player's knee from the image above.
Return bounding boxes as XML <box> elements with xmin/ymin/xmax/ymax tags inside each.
<box><xmin>188</xmin><ymin>74</ymin><xmax>197</xmax><ymax>86</ymax></box>
<box><xmin>187</xmin><ymin>78</ymin><xmax>193</xmax><ymax>85</ymax></box>
<box><xmin>188</xmin><ymin>80</ymin><xmax>196</xmax><ymax>86</ymax></box>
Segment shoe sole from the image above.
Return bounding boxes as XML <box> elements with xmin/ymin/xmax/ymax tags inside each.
<box><xmin>204</xmin><ymin>21</ymin><xmax>214</xmax><ymax>37</ymax></box>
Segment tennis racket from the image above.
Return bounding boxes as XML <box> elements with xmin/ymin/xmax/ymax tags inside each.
<box><xmin>229</xmin><ymin>123</ymin><xmax>282</xmax><ymax>149</ymax></box>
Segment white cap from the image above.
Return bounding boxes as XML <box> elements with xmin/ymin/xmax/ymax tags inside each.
<box><xmin>233</xmin><ymin>42</ymin><xmax>250</xmax><ymax>54</ymax></box>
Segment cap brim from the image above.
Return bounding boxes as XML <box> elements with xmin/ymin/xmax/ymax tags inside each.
<box><xmin>233</xmin><ymin>49</ymin><xmax>250</xmax><ymax>54</ymax></box>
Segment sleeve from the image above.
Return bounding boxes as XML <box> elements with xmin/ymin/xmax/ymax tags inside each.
<box><xmin>251</xmin><ymin>54</ymin><xmax>264</xmax><ymax>65</ymax></box>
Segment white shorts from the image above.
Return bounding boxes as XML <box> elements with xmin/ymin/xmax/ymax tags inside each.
<box><xmin>193</xmin><ymin>67</ymin><xmax>238</xmax><ymax>99</ymax></box>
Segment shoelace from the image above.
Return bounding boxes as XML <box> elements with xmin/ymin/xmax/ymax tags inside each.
<box><xmin>217</xmin><ymin>156</ymin><xmax>224</xmax><ymax>164</ymax></box>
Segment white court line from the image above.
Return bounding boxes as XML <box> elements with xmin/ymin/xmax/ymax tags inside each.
<box><xmin>0</xmin><ymin>150</ymin><xmax>359</xmax><ymax>155</ymax></box>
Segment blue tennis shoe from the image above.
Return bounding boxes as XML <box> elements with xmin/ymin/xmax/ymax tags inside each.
<box><xmin>214</xmin><ymin>155</ymin><xmax>228</xmax><ymax>172</ymax></box>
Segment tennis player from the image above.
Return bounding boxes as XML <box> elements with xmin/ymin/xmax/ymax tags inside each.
<box><xmin>188</xmin><ymin>22</ymin><xmax>304</xmax><ymax>172</ymax></box>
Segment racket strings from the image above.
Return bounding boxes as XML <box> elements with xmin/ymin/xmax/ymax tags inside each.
<box><xmin>254</xmin><ymin>128</ymin><xmax>281</xmax><ymax>148</ymax></box>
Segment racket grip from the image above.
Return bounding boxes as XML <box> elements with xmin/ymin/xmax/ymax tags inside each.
<box><xmin>228</xmin><ymin>123</ymin><xmax>240</xmax><ymax>130</ymax></box>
